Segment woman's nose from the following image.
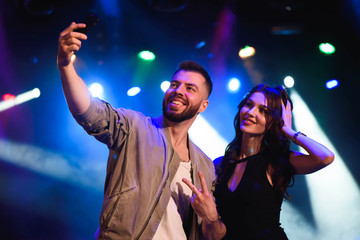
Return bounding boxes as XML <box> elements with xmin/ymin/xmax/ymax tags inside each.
<box><xmin>247</xmin><ymin>107</ymin><xmax>257</xmax><ymax>116</ymax></box>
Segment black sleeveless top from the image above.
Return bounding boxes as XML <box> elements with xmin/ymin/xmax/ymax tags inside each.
<box><xmin>214</xmin><ymin>151</ymin><xmax>288</xmax><ymax>240</ymax></box>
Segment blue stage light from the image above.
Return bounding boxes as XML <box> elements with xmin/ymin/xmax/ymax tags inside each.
<box><xmin>325</xmin><ymin>79</ymin><xmax>339</xmax><ymax>89</ymax></box>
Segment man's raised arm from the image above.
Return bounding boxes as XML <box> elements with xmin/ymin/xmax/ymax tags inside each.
<box><xmin>57</xmin><ymin>22</ymin><xmax>91</xmax><ymax>115</ymax></box>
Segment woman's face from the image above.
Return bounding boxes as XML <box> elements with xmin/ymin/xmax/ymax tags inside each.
<box><xmin>239</xmin><ymin>92</ymin><xmax>269</xmax><ymax>136</ymax></box>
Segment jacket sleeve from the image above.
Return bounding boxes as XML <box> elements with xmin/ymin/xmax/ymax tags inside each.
<box><xmin>72</xmin><ymin>97</ymin><xmax>132</xmax><ymax>150</ymax></box>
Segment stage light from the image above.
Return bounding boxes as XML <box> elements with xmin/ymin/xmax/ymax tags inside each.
<box><xmin>325</xmin><ymin>79</ymin><xmax>339</xmax><ymax>89</ymax></box>
<box><xmin>289</xmin><ymin>89</ymin><xmax>360</xmax><ymax>239</ymax></box>
<box><xmin>14</xmin><ymin>88</ymin><xmax>40</xmax><ymax>105</ymax></box>
<box><xmin>0</xmin><ymin>88</ymin><xmax>41</xmax><ymax>112</ymax></box>
<box><xmin>32</xmin><ymin>88</ymin><xmax>41</xmax><ymax>98</ymax></box>
<box><xmin>196</xmin><ymin>41</ymin><xmax>206</xmax><ymax>49</ymax></box>
<box><xmin>89</xmin><ymin>83</ymin><xmax>104</xmax><ymax>98</ymax></box>
<box><xmin>227</xmin><ymin>77</ymin><xmax>241</xmax><ymax>93</ymax></box>
<box><xmin>239</xmin><ymin>45</ymin><xmax>255</xmax><ymax>59</ymax></box>
<box><xmin>189</xmin><ymin>115</ymin><xmax>228</xmax><ymax>160</ymax></box>
<box><xmin>0</xmin><ymin>138</ymin><xmax>104</xmax><ymax>190</ymax></box>
<box><xmin>284</xmin><ymin>76</ymin><xmax>295</xmax><ymax>88</ymax></box>
<box><xmin>319</xmin><ymin>43</ymin><xmax>335</xmax><ymax>55</ymax></box>
<box><xmin>160</xmin><ymin>81</ymin><xmax>170</xmax><ymax>92</ymax></box>
<box><xmin>127</xmin><ymin>86</ymin><xmax>141</xmax><ymax>96</ymax></box>
<box><xmin>71</xmin><ymin>54</ymin><xmax>76</xmax><ymax>62</ymax></box>
<box><xmin>2</xmin><ymin>93</ymin><xmax>16</xmax><ymax>101</ymax></box>
<box><xmin>138</xmin><ymin>50</ymin><xmax>156</xmax><ymax>61</ymax></box>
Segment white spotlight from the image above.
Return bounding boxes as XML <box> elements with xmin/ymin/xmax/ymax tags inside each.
<box><xmin>0</xmin><ymin>88</ymin><xmax>41</xmax><ymax>112</ymax></box>
<box><xmin>89</xmin><ymin>83</ymin><xmax>104</xmax><ymax>98</ymax></box>
<box><xmin>189</xmin><ymin>115</ymin><xmax>228</xmax><ymax>160</ymax></box>
<box><xmin>127</xmin><ymin>86</ymin><xmax>141</xmax><ymax>96</ymax></box>
<box><xmin>227</xmin><ymin>78</ymin><xmax>241</xmax><ymax>93</ymax></box>
<box><xmin>284</xmin><ymin>76</ymin><xmax>295</xmax><ymax>88</ymax></box>
<box><xmin>239</xmin><ymin>46</ymin><xmax>255</xmax><ymax>59</ymax></box>
<box><xmin>289</xmin><ymin>89</ymin><xmax>360</xmax><ymax>239</ymax></box>
<box><xmin>161</xmin><ymin>81</ymin><xmax>170</xmax><ymax>93</ymax></box>
<box><xmin>32</xmin><ymin>88</ymin><xmax>41</xmax><ymax>98</ymax></box>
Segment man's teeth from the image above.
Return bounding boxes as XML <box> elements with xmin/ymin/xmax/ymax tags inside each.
<box><xmin>172</xmin><ymin>100</ymin><xmax>181</xmax><ymax>105</ymax></box>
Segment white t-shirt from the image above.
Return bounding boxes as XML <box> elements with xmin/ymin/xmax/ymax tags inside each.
<box><xmin>152</xmin><ymin>160</ymin><xmax>193</xmax><ymax>240</ymax></box>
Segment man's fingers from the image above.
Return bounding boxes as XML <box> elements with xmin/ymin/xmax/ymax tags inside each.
<box><xmin>183</xmin><ymin>172</ymin><xmax>210</xmax><ymax>197</ymax></box>
<box><xmin>60</xmin><ymin>31</ymin><xmax>88</xmax><ymax>42</ymax></box>
<box><xmin>63</xmin><ymin>37</ymin><xmax>83</xmax><ymax>49</ymax></box>
<box><xmin>68</xmin><ymin>22</ymin><xmax>87</xmax><ymax>33</ymax></box>
<box><xmin>60</xmin><ymin>23</ymin><xmax>88</xmax><ymax>39</ymax></box>
<box><xmin>57</xmin><ymin>22</ymin><xmax>88</xmax><ymax>67</ymax></box>
<box><xmin>197</xmin><ymin>172</ymin><xmax>209</xmax><ymax>194</ymax></box>
<box><xmin>182</xmin><ymin>178</ymin><xmax>201</xmax><ymax>196</ymax></box>
<box><xmin>182</xmin><ymin>178</ymin><xmax>195</xmax><ymax>191</ymax></box>
<box><xmin>58</xmin><ymin>30</ymin><xmax>87</xmax><ymax>56</ymax></box>
<box><xmin>59</xmin><ymin>22</ymin><xmax>76</xmax><ymax>36</ymax></box>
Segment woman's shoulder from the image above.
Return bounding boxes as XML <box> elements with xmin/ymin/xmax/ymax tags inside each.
<box><xmin>213</xmin><ymin>156</ymin><xmax>223</xmax><ymax>171</ymax></box>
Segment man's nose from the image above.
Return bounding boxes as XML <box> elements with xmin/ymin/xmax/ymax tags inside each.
<box><xmin>174</xmin><ymin>84</ymin><xmax>185</xmax><ymax>95</ymax></box>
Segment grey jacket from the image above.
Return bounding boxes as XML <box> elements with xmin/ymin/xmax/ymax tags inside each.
<box><xmin>74</xmin><ymin>98</ymin><xmax>216</xmax><ymax>240</ymax></box>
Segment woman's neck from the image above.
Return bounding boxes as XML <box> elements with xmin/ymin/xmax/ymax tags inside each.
<box><xmin>240</xmin><ymin>133</ymin><xmax>263</xmax><ymax>159</ymax></box>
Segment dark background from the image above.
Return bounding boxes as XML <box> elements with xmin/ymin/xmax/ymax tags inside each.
<box><xmin>0</xmin><ymin>0</ymin><xmax>359</xmax><ymax>239</ymax></box>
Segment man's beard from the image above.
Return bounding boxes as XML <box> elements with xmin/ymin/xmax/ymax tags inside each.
<box><xmin>162</xmin><ymin>98</ymin><xmax>201</xmax><ymax>123</ymax></box>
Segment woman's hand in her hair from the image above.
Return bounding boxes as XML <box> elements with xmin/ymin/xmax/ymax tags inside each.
<box><xmin>281</xmin><ymin>101</ymin><xmax>298</xmax><ymax>141</ymax></box>
<box><xmin>281</xmin><ymin>101</ymin><xmax>293</xmax><ymax>131</ymax></box>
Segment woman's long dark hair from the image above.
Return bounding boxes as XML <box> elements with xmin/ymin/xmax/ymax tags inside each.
<box><xmin>215</xmin><ymin>84</ymin><xmax>295</xmax><ymax>200</ymax></box>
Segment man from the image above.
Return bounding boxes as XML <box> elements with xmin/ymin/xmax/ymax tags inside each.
<box><xmin>57</xmin><ymin>22</ymin><xmax>226</xmax><ymax>240</ymax></box>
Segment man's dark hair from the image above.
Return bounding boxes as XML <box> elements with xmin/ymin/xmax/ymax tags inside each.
<box><xmin>173</xmin><ymin>60</ymin><xmax>213</xmax><ymax>98</ymax></box>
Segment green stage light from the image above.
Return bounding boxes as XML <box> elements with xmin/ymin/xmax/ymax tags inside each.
<box><xmin>138</xmin><ymin>50</ymin><xmax>156</xmax><ymax>61</ymax></box>
<box><xmin>319</xmin><ymin>43</ymin><xmax>335</xmax><ymax>55</ymax></box>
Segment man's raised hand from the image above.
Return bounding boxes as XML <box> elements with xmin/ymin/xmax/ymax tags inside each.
<box><xmin>57</xmin><ymin>22</ymin><xmax>87</xmax><ymax>67</ymax></box>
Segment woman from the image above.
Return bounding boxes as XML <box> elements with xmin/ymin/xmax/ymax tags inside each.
<box><xmin>214</xmin><ymin>84</ymin><xmax>334</xmax><ymax>239</ymax></box>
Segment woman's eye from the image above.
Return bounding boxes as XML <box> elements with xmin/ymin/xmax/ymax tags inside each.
<box><xmin>260</xmin><ymin>108</ymin><xmax>269</xmax><ymax>114</ymax></box>
<box><xmin>245</xmin><ymin>102</ymin><xmax>252</xmax><ymax>107</ymax></box>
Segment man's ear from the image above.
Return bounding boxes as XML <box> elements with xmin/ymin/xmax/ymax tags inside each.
<box><xmin>198</xmin><ymin>99</ymin><xmax>209</xmax><ymax>113</ymax></box>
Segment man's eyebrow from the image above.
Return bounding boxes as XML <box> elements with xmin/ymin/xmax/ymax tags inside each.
<box><xmin>185</xmin><ymin>82</ymin><xmax>198</xmax><ymax>89</ymax></box>
<box><xmin>171</xmin><ymin>80</ymin><xmax>199</xmax><ymax>89</ymax></box>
